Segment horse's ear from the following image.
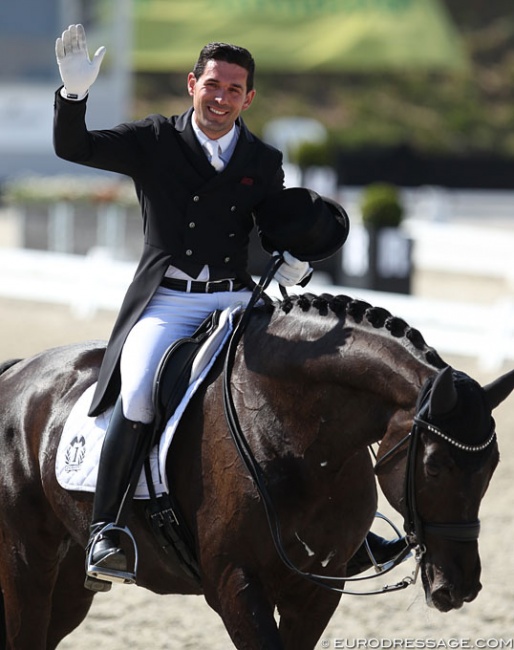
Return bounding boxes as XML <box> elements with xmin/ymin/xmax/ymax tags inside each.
<box><xmin>429</xmin><ymin>366</ymin><xmax>458</xmax><ymax>417</ymax></box>
<box><xmin>483</xmin><ymin>369</ymin><xmax>514</xmax><ymax>410</ymax></box>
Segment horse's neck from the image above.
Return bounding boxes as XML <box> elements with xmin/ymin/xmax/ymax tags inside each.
<box><xmin>336</xmin><ymin>327</ymin><xmax>432</xmax><ymax>406</ymax></box>
<box><xmin>268</xmin><ymin>309</ymin><xmax>433</xmax><ymax>401</ymax></box>
<box><xmin>243</xmin><ymin>303</ymin><xmax>438</xmax><ymax>455</ymax></box>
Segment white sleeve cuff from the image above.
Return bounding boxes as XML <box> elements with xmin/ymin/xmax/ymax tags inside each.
<box><xmin>60</xmin><ymin>87</ymin><xmax>88</xmax><ymax>101</ymax></box>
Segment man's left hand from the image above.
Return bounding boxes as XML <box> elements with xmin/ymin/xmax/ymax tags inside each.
<box><xmin>273</xmin><ymin>251</ymin><xmax>312</xmax><ymax>287</ymax></box>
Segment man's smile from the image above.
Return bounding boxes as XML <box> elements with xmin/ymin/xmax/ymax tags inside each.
<box><xmin>208</xmin><ymin>106</ymin><xmax>229</xmax><ymax>116</ymax></box>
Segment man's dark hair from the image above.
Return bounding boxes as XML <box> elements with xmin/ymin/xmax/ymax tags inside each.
<box><xmin>193</xmin><ymin>42</ymin><xmax>255</xmax><ymax>91</ymax></box>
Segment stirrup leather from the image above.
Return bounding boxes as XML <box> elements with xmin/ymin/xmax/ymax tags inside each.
<box><xmin>86</xmin><ymin>522</ymin><xmax>139</xmax><ymax>585</ymax></box>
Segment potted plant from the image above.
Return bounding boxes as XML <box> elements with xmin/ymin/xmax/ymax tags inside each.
<box><xmin>361</xmin><ymin>182</ymin><xmax>404</xmax><ymax>230</ymax></box>
<box><xmin>339</xmin><ymin>182</ymin><xmax>412</xmax><ymax>294</ymax></box>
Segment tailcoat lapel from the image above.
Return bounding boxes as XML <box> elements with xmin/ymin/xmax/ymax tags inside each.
<box><xmin>174</xmin><ymin>108</ymin><xmax>216</xmax><ymax>180</ymax></box>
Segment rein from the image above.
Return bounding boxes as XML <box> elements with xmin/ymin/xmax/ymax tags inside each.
<box><xmin>222</xmin><ymin>260</ymin><xmax>416</xmax><ymax>596</ymax></box>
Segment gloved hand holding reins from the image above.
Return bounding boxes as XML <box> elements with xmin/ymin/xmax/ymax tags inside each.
<box><xmin>273</xmin><ymin>251</ymin><xmax>312</xmax><ymax>287</ymax></box>
<box><xmin>55</xmin><ymin>24</ymin><xmax>106</xmax><ymax>100</ymax></box>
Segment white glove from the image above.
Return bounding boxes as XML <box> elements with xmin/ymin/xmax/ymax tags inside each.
<box><xmin>273</xmin><ymin>251</ymin><xmax>312</xmax><ymax>287</ymax></box>
<box><xmin>55</xmin><ymin>24</ymin><xmax>106</xmax><ymax>100</ymax></box>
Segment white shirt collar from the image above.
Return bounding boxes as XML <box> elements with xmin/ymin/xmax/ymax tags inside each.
<box><xmin>191</xmin><ymin>112</ymin><xmax>238</xmax><ymax>156</ymax></box>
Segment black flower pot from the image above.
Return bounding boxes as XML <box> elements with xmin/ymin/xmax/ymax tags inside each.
<box><xmin>337</xmin><ymin>225</ymin><xmax>412</xmax><ymax>294</ymax></box>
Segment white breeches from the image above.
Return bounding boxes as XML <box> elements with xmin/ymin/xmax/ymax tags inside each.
<box><xmin>119</xmin><ymin>286</ymin><xmax>253</xmax><ymax>423</ymax></box>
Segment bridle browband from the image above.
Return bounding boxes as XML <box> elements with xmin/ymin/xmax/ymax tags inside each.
<box><xmin>222</xmin><ymin>258</ymin><xmax>497</xmax><ymax>595</ymax></box>
<box><xmin>413</xmin><ymin>417</ymin><xmax>497</xmax><ymax>453</ymax></box>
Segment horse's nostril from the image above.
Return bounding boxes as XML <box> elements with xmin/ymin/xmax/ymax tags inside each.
<box><xmin>463</xmin><ymin>582</ymin><xmax>482</xmax><ymax>603</ymax></box>
<box><xmin>431</xmin><ymin>587</ymin><xmax>463</xmax><ymax>612</ymax></box>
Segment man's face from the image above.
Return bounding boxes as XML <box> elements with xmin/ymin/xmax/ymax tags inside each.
<box><xmin>187</xmin><ymin>59</ymin><xmax>256</xmax><ymax>140</ymax></box>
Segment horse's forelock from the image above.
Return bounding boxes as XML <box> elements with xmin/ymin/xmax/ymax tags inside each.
<box><xmin>436</xmin><ymin>371</ymin><xmax>495</xmax><ymax>450</ymax></box>
<box><xmin>416</xmin><ymin>369</ymin><xmax>497</xmax><ymax>468</ymax></box>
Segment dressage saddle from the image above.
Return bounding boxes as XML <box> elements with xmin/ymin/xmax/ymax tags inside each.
<box><xmin>152</xmin><ymin>309</ymin><xmax>223</xmax><ymax>435</ymax></box>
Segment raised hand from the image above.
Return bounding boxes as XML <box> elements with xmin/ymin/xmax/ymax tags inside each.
<box><xmin>55</xmin><ymin>24</ymin><xmax>106</xmax><ymax>99</ymax></box>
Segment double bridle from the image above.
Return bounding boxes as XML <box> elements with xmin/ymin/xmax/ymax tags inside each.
<box><xmin>222</xmin><ymin>258</ymin><xmax>497</xmax><ymax>595</ymax></box>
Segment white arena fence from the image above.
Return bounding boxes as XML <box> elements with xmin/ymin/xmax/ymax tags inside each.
<box><xmin>2</xmin><ymin>216</ymin><xmax>514</xmax><ymax>373</ymax></box>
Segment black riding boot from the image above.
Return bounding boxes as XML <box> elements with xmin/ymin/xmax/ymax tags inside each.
<box><xmin>346</xmin><ymin>532</ymin><xmax>410</xmax><ymax>576</ymax></box>
<box><xmin>85</xmin><ymin>397</ymin><xmax>151</xmax><ymax>590</ymax></box>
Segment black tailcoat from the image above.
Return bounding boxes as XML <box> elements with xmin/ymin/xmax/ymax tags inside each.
<box><xmin>53</xmin><ymin>90</ymin><xmax>284</xmax><ymax>415</ymax></box>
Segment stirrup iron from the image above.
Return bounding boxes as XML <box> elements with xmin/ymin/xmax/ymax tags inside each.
<box><xmin>366</xmin><ymin>512</ymin><xmax>412</xmax><ymax>574</ymax></box>
<box><xmin>86</xmin><ymin>522</ymin><xmax>139</xmax><ymax>585</ymax></box>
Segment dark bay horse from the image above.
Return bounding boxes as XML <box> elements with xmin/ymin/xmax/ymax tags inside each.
<box><xmin>0</xmin><ymin>292</ymin><xmax>513</xmax><ymax>649</ymax></box>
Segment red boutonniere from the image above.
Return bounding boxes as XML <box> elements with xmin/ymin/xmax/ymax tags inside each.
<box><xmin>240</xmin><ymin>177</ymin><xmax>254</xmax><ymax>186</ymax></box>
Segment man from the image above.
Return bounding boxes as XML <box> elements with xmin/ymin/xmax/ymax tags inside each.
<box><xmin>54</xmin><ymin>24</ymin><xmax>317</xmax><ymax>589</ymax></box>
<box><xmin>54</xmin><ymin>25</ymin><xmax>403</xmax><ymax>590</ymax></box>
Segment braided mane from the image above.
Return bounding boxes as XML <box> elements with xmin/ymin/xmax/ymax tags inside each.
<box><xmin>262</xmin><ymin>292</ymin><xmax>446</xmax><ymax>370</ymax></box>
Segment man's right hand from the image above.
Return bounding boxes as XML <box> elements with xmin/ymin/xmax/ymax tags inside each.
<box><xmin>55</xmin><ymin>24</ymin><xmax>106</xmax><ymax>100</ymax></box>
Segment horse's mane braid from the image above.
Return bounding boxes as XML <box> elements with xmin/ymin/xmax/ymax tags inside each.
<box><xmin>274</xmin><ymin>293</ymin><xmax>445</xmax><ymax>368</ymax></box>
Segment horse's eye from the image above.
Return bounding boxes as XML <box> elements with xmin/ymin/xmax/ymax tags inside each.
<box><xmin>425</xmin><ymin>459</ymin><xmax>441</xmax><ymax>477</ymax></box>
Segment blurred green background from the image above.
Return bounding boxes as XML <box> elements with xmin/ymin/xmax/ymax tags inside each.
<box><xmin>130</xmin><ymin>0</ymin><xmax>514</xmax><ymax>163</ymax></box>
<box><xmin>1</xmin><ymin>0</ymin><xmax>513</xmax><ymax>183</ymax></box>
<box><xmin>133</xmin><ymin>0</ymin><xmax>467</xmax><ymax>73</ymax></box>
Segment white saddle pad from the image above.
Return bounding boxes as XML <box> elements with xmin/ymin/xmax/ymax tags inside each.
<box><xmin>56</xmin><ymin>304</ymin><xmax>242</xmax><ymax>499</ymax></box>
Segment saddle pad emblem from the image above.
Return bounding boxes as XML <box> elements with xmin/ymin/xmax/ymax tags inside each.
<box><xmin>64</xmin><ymin>435</ymin><xmax>87</xmax><ymax>472</ymax></box>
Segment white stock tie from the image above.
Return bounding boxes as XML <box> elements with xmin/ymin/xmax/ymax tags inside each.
<box><xmin>204</xmin><ymin>140</ymin><xmax>224</xmax><ymax>172</ymax></box>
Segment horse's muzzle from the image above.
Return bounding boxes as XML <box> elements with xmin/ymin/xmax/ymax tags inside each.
<box><xmin>429</xmin><ymin>582</ymin><xmax>482</xmax><ymax>612</ymax></box>
<box><xmin>422</xmin><ymin>562</ymin><xmax>482</xmax><ymax>612</ymax></box>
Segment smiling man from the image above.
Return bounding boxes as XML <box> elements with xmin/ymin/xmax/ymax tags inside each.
<box><xmin>53</xmin><ymin>25</ymin><xmax>318</xmax><ymax>588</ymax></box>
<box><xmin>188</xmin><ymin>49</ymin><xmax>256</xmax><ymax>139</ymax></box>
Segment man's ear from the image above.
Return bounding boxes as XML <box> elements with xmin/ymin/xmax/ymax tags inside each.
<box><xmin>242</xmin><ymin>88</ymin><xmax>256</xmax><ymax>112</ymax></box>
<box><xmin>187</xmin><ymin>72</ymin><xmax>196</xmax><ymax>97</ymax></box>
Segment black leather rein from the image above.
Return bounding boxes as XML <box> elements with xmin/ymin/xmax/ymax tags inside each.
<box><xmin>222</xmin><ymin>259</ymin><xmax>416</xmax><ymax>595</ymax></box>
